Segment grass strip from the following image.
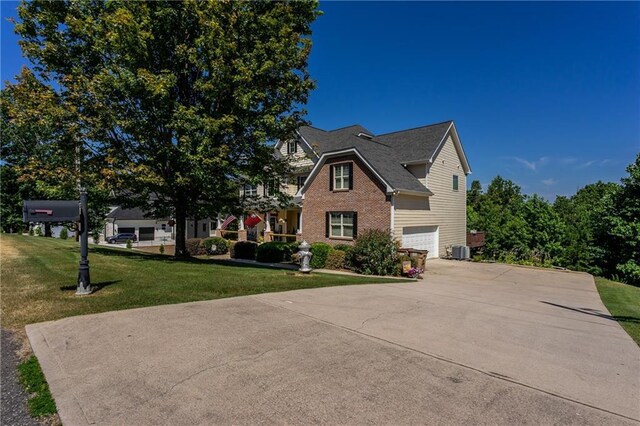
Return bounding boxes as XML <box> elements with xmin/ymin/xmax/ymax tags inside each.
<box><xmin>1</xmin><ymin>235</ymin><xmax>407</xmax><ymax>330</ymax></box>
<box><xmin>18</xmin><ymin>356</ymin><xmax>57</xmax><ymax>418</ymax></box>
<box><xmin>595</xmin><ymin>276</ymin><xmax>640</xmax><ymax>346</ymax></box>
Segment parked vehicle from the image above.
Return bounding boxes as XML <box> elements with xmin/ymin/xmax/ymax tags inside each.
<box><xmin>106</xmin><ymin>233</ymin><xmax>137</xmax><ymax>244</ymax></box>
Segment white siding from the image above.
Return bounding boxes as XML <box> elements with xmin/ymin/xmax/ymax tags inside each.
<box><xmin>393</xmin><ymin>135</ymin><xmax>467</xmax><ymax>256</ymax></box>
<box><xmin>111</xmin><ymin>219</ymin><xmax>174</xmax><ymax>241</ymax></box>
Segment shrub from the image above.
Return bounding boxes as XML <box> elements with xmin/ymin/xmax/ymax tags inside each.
<box><xmin>126</xmin><ymin>239</ymin><xmax>133</xmax><ymax>249</ymax></box>
<box><xmin>617</xmin><ymin>260</ymin><xmax>640</xmax><ymax>286</ymax></box>
<box><xmin>310</xmin><ymin>242</ymin><xmax>333</xmax><ymax>269</ymax></box>
<box><xmin>92</xmin><ymin>230</ymin><xmax>100</xmax><ymax>244</ymax></box>
<box><xmin>28</xmin><ymin>227</ymin><xmax>34</xmax><ymax>236</ymax></box>
<box><xmin>186</xmin><ymin>238</ymin><xmax>205</xmax><ymax>256</ymax></box>
<box><xmin>351</xmin><ymin>229</ymin><xmax>398</xmax><ymax>276</ymax></box>
<box><xmin>35</xmin><ymin>227</ymin><xmax>42</xmax><ymax>237</ymax></box>
<box><xmin>333</xmin><ymin>243</ymin><xmax>352</xmax><ymax>252</ymax></box>
<box><xmin>325</xmin><ymin>249</ymin><xmax>346</xmax><ymax>270</ymax></box>
<box><xmin>232</xmin><ymin>241</ymin><xmax>258</xmax><ymax>260</ymax></box>
<box><xmin>255</xmin><ymin>241</ymin><xmax>299</xmax><ymax>263</ymax></box>
<box><xmin>159</xmin><ymin>244</ymin><xmax>165</xmax><ymax>254</ymax></box>
<box><xmin>202</xmin><ymin>237</ymin><xmax>229</xmax><ymax>255</ymax></box>
<box><xmin>59</xmin><ymin>227</ymin><xmax>68</xmax><ymax>240</ymax></box>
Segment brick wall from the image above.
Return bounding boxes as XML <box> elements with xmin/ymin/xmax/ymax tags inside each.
<box><xmin>302</xmin><ymin>154</ymin><xmax>391</xmax><ymax>245</ymax></box>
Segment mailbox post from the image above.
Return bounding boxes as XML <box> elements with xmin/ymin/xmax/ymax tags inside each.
<box><xmin>23</xmin><ymin>191</ymin><xmax>92</xmax><ymax>295</ymax></box>
<box><xmin>76</xmin><ymin>189</ymin><xmax>91</xmax><ymax>295</ymax></box>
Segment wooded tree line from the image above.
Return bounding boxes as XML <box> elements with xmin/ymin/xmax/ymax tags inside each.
<box><xmin>467</xmin><ymin>154</ymin><xmax>640</xmax><ymax>286</ymax></box>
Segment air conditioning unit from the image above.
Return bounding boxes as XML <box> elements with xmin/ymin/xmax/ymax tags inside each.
<box><xmin>452</xmin><ymin>245</ymin><xmax>470</xmax><ymax>260</ymax></box>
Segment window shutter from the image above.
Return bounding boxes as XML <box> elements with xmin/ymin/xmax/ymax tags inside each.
<box><xmin>325</xmin><ymin>212</ymin><xmax>330</xmax><ymax>237</ymax></box>
<box><xmin>329</xmin><ymin>165</ymin><xmax>334</xmax><ymax>191</ymax></box>
<box><xmin>348</xmin><ymin>163</ymin><xmax>353</xmax><ymax>190</ymax></box>
<box><xmin>352</xmin><ymin>212</ymin><xmax>358</xmax><ymax>238</ymax></box>
<box><xmin>294</xmin><ymin>142</ymin><xmax>298</xmax><ymax>153</ymax></box>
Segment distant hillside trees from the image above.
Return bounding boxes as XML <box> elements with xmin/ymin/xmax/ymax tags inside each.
<box><xmin>467</xmin><ymin>154</ymin><xmax>640</xmax><ymax>286</ymax></box>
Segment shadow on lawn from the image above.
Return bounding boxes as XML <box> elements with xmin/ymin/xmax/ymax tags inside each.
<box><xmin>69</xmin><ymin>245</ymin><xmax>295</xmax><ymax>271</ymax></box>
<box><xmin>540</xmin><ymin>301</ymin><xmax>640</xmax><ymax>324</ymax></box>
<box><xmin>60</xmin><ymin>280</ymin><xmax>122</xmax><ymax>294</ymax></box>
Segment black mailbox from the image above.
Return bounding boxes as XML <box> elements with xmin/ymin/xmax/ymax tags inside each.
<box><xmin>23</xmin><ymin>200</ymin><xmax>80</xmax><ymax>223</ymax></box>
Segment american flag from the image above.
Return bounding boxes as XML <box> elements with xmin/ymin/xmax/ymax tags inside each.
<box><xmin>220</xmin><ymin>214</ymin><xmax>237</xmax><ymax>230</ymax></box>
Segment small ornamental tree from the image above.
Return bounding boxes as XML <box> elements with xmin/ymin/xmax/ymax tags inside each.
<box><xmin>350</xmin><ymin>229</ymin><xmax>398</xmax><ymax>276</ymax></box>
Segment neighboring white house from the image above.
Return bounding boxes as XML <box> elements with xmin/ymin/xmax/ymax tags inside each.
<box><xmin>104</xmin><ymin>207</ymin><xmax>174</xmax><ymax>242</ymax></box>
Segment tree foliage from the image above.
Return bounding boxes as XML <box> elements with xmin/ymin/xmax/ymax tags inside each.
<box><xmin>11</xmin><ymin>0</ymin><xmax>320</xmax><ymax>255</ymax></box>
<box><xmin>1</xmin><ymin>67</ymin><xmax>110</xmax><ymax>232</ymax></box>
<box><xmin>468</xmin><ymin>155</ymin><xmax>640</xmax><ymax>286</ymax></box>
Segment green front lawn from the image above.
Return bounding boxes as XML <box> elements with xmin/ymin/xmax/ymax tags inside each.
<box><xmin>595</xmin><ymin>277</ymin><xmax>640</xmax><ymax>346</ymax></box>
<box><xmin>1</xmin><ymin>235</ymin><xmax>404</xmax><ymax>330</ymax></box>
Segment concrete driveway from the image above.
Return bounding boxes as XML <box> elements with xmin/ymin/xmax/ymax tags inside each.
<box><xmin>27</xmin><ymin>260</ymin><xmax>640</xmax><ymax>425</ymax></box>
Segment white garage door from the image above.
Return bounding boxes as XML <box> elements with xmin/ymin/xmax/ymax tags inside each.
<box><xmin>402</xmin><ymin>226</ymin><xmax>439</xmax><ymax>258</ymax></box>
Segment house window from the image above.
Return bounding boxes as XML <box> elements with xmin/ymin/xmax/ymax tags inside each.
<box><xmin>287</xmin><ymin>140</ymin><xmax>297</xmax><ymax>154</ymax></box>
<box><xmin>263</xmin><ymin>180</ymin><xmax>278</xmax><ymax>197</ymax></box>
<box><xmin>202</xmin><ymin>223</ymin><xmax>207</xmax><ymax>232</ymax></box>
<box><xmin>161</xmin><ymin>224</ymin><xmax>167</xmax><ymax>231</ymax></box>
<box><xmin>297</xmin><ymin>175</ymin><xmax>307</xmax><ymax>190</ymax></box>
<box><xmin>453</xmin><ymin>175</ymin><xmax>459</xmax><ymax>191</ymax></box>
<box><xmin>244</xmin><ymin>184</ymin><xmax>257</xmax><ymax>197</ymax></box>
<box><xmin>332</xmin><ymin>164</ymin><xmax>351</xmax><ymax>191</ymax></box>
<box><xmin>328</xmin><ymin>212</ymin><xmax>357</xmax><ymax>239</ymax></box>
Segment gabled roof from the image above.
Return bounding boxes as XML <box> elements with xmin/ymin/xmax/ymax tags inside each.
<box><xmin>375</xmin><ymin>121</ymin><xmax>453</xmax><ymax>162</ymax></box>
<box><xmin>106</xmin><ymin>207</ymin><xmax>169</xmax><ymax>221</ymax></box>
<box><xmin>295</xmin><ymin>120</ymin><xmax>470</xmax><ymax>197</ymax></box>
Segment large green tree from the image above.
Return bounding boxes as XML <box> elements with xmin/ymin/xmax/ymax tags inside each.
<box><xmin>14</xmin><ymin>0</ymin><xmax>319</xmax><ymax>255</ymax></box>
<box><xmin>553</xmin><ymin>181</ymin><xmax>619</xmax><ymax>274</ymax></box>
<box><xmin>1</xmin><ymin>67</ymin><xmax>110</xmax><ymax>234</ymax></box>
<box><xmin>600</xmin><ymin>154</ymin><xmax>640</xmax><ymax>285</ymax></box>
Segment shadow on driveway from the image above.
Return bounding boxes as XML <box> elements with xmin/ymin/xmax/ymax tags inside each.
<box><xmin>540</xmin><ymin>301</ymin><xmax>640</xmax><ymax>323</ymax></box>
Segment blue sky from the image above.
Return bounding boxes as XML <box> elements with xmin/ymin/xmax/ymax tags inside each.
<box><xmin>2</xmin><ymin>1</ymin><xmax>639</xmax><ymax>200</ymax></box>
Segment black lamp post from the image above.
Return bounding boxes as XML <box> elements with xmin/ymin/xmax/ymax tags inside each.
<box><xmin>76</xmin><ymin>189</ymin><xmax>91</xmax><ymax>295</ymax></box>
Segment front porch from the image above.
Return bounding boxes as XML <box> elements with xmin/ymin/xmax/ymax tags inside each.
<box><xmin>213</xmin><ymin>208</ymin><xmax>303</xmax><ymax>243</ymax></box>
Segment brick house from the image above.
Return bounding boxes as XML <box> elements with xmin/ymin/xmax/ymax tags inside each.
<box><xmin>238</xmin><ymin>120</ymin><xmax>471</xmax><ymax>258</ymax></box>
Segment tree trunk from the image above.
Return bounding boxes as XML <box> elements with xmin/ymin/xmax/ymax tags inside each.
<box><xmin>174</xmin><ymin>204</ymin><xmax>187</xmax><ymax>258</ymax></box>
<box><xmin>44</xmin><ymin>223</ymin><xmax>52</xmax><ymax>237</ymax></box>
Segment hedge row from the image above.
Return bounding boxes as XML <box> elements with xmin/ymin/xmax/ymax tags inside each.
<box><xmin>185</xmin><ymin>237</ymin><xmax>230</xmax><ymax>256</ymax></box>
<box><xmin>223</xmin><ymin>229</ymin><xmax>401</xmax><ymax>276</ymax></box>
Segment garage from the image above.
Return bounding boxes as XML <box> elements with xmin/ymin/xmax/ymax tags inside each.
<box><xmin>139</xmin><ymin>227</ymin><xmax>155</xmax><ymax>241</ymax></box>
<box><xmin>401</xmin><ymin>226</ymin><xmax>438</xmax><ymax>258</ymax></box>
<box><xmin>117</xmin><ymin>227</ymin><xmax>135</xmax><ymax>235</ymax></box>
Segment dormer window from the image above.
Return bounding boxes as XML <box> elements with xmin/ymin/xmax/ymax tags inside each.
<box><xmin>287</xmin><ymin>140</ymin><xmax>298</xmax><ymax>154</ymax></box>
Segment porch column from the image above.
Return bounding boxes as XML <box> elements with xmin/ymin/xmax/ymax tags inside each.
<box><xmin>296</xmin><ymin>210</ymin><xmax>303</xmax><ymax>242</ymax></box>
<box><xmin>238</xmin><ymin>215</ymin><xmax>247</xmax><ymax>242</ymax></box>
<box><xmin>264</xmin><ymin>212</ymin><xmax>273</xmax><ymax>242</ymax></box>
<box><xmin>214</xmin><ymin>215</ymin><xmax>222</xmax><ymax>237</ymax></box>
